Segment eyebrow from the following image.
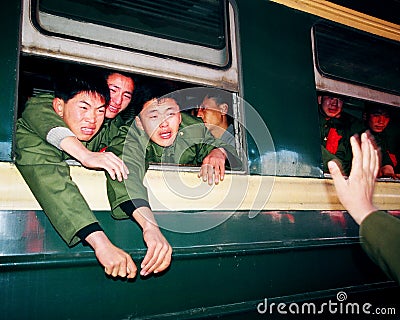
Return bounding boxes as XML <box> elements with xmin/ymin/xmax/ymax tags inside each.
<box><xmin>79</xmin><ymin>100</ymin><xmax>107</xmax><ymax>109</ymax></box>
<box><xmin>109</xmin><ymin>84</ymin><xmax>133</xmax><ymax>95</ymax></box>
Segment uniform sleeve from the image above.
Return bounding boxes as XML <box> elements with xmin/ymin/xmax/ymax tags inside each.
<box><xmin>21</xmin><ymin>94</ymin><xmax>75</xmax><ymax>149</ymax></box>
<box><xmin>196</xmin><ymin>125</ymin><xmax>242</xmax><ymax>170</ymax></box>
<box><xmin>360</xmin><ymin>210</ymin><xmax>400</xmax><ymax>284</ymax></box>
<box><xmin>105</xmin><ymin>125</ymin><xmax>151</xmax><ymax>219</ymax></box>
<box><xmin>15</xmin><ymin>118</ymin><xmax>99</xmax><ymax>247</ymax></box>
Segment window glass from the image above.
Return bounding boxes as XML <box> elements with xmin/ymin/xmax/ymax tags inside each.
<box><xmin>314</xmin><ymin>22</ymin><xmax>400</xmax><ymax>96</ymax></box>
<box><xmin>38</xmin><ymin>0</ymin><xmax>226</xmax><ymax>49</ymax></box>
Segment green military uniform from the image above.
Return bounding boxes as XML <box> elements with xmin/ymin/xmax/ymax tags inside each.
<box><xmin>319</xmin><ymin>111</ymin><xmax>364</xmax><ymax>175</ymax></box>
<box><xmin>106</xmin><ymin>113</ymin><xmax>242</xmax><ymax>218</ymax></box>
<box><xmin>15</xmin><ymin>94</ymin><xmax>122</xmax><ymax>246</ymax></box>
<box><xmin>360</xmin><ymin>211</ymin><xmax>400</xmax><ymax>284</ymax></box>
<box><xmin>369</xmin><ymin>131</ymin><xmax>394</xmax><ymax>168</ymax></box>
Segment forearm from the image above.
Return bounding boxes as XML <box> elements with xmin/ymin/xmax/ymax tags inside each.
<box><xmin>360</xmin><ymin>211</ymin><xmax>400</xmax><ymax>284</ymax></box>
<box><xmin>132</xmin><ymin>206</ymin><xmax>160</xmax><ymax>232</ymax></box>
<box><xmin>59</xmin><ymin>136</ymin><xmax>93</xmax><ymax>164</ymax></box>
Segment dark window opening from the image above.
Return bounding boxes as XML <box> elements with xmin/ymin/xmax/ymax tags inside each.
<box><xmin>18</xmin><ymin>55</ymin><xmax>242</xmax><ymax>170</ymax></box>
<box><xmin>317</xmin><ymin>92</ymin><xmax>400</xmax><ymax>179</ymax></box>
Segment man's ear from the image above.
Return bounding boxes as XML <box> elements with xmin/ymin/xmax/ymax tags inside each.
<box><xmin>219</xmin><ymin>103</ymin><xmax>228</xmax><ymax>115</ymax></box>
<box><xmin>135</xmin><ymin>116</ymin><xmax>144</xmax><ymax>130</ymax></box>
<box><xmin>52</xmin><ymin>98</ymin><xmax>64</xmax><ymax>118</ymax></box>
<box><xmin>317</xmin><ymin>96</ymin><xmax>322</xmax><ymax>105</ymax></box>
<box><xmin>178</xmin><ymin>112</ymin><xmax>182</xmax><ymax>125</ymax></box>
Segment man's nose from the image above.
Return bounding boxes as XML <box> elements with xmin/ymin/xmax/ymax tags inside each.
<box><xmin>159</xmin><ymin>117</ymin><xmax>169</xmax><ymax>127</ymax></box>
<box><xmin>112</xmin><ymin>93</ymin><xmax>122</xmax><ymax>105</ymax></box>
<box><xmin>86</xmin><ymin>109</ymin><xmax>97</xmax><ymax>123</ymax></box>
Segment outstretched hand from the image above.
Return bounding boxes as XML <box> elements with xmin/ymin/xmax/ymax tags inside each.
<box><xmin>140</xmin><ymin>226</ymin><xmax>172</xmax><ymax>276</ymax></box>
<box><xmin>131</xmin><ymin>206</ymin><xmax>172</xmax><ymax>277</ymax></box>
<box><xmin>80</xmin><ymin>151</ymin><xmax>129</xmax><ymax>182</ymax></box>
<box><xmin>60</xmin><ymin>136</ymin><xmax>129</xmax><ymax>181</ymax></box>
<box><xmin>328</xmin><ymin>132</ymin><xmax>379</xmax><ymax>225</ymax></box>
<box><xmin>199</xmin><ymin>148</ymin><xmax>227</xmax><ymax>185</ymax></box>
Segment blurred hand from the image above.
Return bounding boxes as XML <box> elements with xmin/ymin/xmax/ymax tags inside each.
<box><xmin>328</xmin><ymin>132</ymin><xmax>379</xmax><ymax>225</ymax></box>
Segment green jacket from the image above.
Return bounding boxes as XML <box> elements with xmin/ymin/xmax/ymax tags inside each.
<box><xmin>107</xmin><ymin>113</ymin><xmax>242</xmax><ymax>218</ymax></box>
<box><xmin>15</xmin><ymin>94</ymin><xmax>122</xmax><ymax>246</ymax></box>
<box><xmin>319</xmin><ymin>111</ymin><xmax>364</xmax><ymax>175</ymax></box>
<box><xmin>360</xmin><ymin>210</ymin><xmax>400</xmax><ymax>284</ymax></box>
<box><xmin>369</xmin><ymin>130</ymin><xmax>394</xmax><ymax>168</ymax></box>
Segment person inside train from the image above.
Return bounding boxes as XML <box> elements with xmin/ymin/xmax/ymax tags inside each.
<box><xmin>104</xmin><ymin>83</ymin><xmax>242</xmax><ymax>232</ymax></box>
<box><xmin>21</xmin><ymin>70</ymin><xmax>136</xmax><ymax>156</ymax></box>
<box><xmin>15</xmin><ymin>72</ymin><xmax>172</xmax><ymax>279</ymax></box>
<box><xmin>328</xmin><ymin>132</ymin><xmax>400</xmax><ymax>284</ymax></box>
<box><xmin>364</xmin><ymin>102</ymin><xmax>398</xmax><ymax>179</ymax></box>
<box><xmin>196</xmin><ymin>90</ymin><xmax>235</xmax><ymax>147</ymax></box>
<box><xmin>318</xmin><ymin>93</ymin><xmax>363</xmax><ymax>175</ymax></box>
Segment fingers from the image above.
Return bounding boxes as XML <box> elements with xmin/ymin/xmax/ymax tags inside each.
<box><xmin>126</xmin><ymin>257</ymin><xmax>138</xmax><ymax>279</ymax></box>
<box><xmin>328</xmin><ymin>160</ymin><xmax>346</xmax><ymax>191</ymax></box>
<box><xmin>360</xmin><ymin>132</ymin><xmax>380</xmax><ymax>182</ymax></box>
<box><xmin>349</xmin><ymin>134</ymin><xmax>362</xmax><ymax>178</ymax></box>
<box><xmin>102</xmin><ymin>253</ymin><xmax>137</xmax><ymax>279</ymax></box>
<box><xmin>140</xmin><ymin>239</ymin><xmax>172</xmax><ymax>277</ymax></box>
<box><xmin>101</xmin><ymin>152</ymin><xmax>129</xmax><ymax>182</ymax></box>
<box><xmin>199</xmin><ymin>164</ymin><xmax>216</xmax><ymax>185</ymax></box>
<box><xmin>199</xmin><ymin>162</ymin><xmax>225</xmax><ymax>185</ymax></box>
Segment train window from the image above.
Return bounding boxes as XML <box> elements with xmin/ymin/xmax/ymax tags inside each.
<box><xmin>317</xmin><ymin>93</ymin><xmax>400</xmax><ymax>180</ymax></box>
<box><xmin>18</xmin><ymin>55</ymin><xmax>245</xmax><ymax>172</ymax></box>
<box><xmin>313</xmin><ymin>22</ymin><xmax>400</xmax><ymax>97</ymax></box>
<box><xmin>34</xmin><ymin>0</ymin><xmax>229</xmax><ymax>67</ymax></box>
<box><xmin>312</xmin><ymin>22</ymin><xmax>400</xmax><ymax>179</ymax></box>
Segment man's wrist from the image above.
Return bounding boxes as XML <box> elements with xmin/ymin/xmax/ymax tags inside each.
<box><xmin>217</xmin><ymin>147</ymin><xmax>227</xmax><ymax>158</ymax></box>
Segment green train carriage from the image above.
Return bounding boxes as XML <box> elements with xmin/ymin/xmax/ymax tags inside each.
<box><xmin>1</xmin><ymin>0</ymin><xmax>400</xmax><ymax>318</ymax></box>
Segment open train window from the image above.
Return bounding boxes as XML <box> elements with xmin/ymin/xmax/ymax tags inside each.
<box><xmin>33</xmin><ymin>0</ymin><xmax>229</xmax><ymax>67</ymax></box>
<box><xmin>316</xmin><ymin>92</ymin><xmax>400</xmax><ymax>180</ymax></box>
<box><xmin>312</xmin><ymin>22</ymin><xmax>400</xmax><ymax>180</ymax></box>
<box><xmin>18</xmin><ymin>55</ymin><xmax>244</xmax><ymax>172</ymax></box>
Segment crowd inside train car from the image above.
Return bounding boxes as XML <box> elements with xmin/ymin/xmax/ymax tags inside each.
<box><xmin>318</xmin><ymin>92</ymin><xmax>400</xmax><ymax>179</ymax></box>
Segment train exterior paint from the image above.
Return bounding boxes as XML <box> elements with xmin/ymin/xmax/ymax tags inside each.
<box><xmin>1</xmin><ymin>0</ymin><xmax>400</xmax><ymax>319</ymax></box>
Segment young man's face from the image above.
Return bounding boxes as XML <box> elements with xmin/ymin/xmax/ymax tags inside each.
<box><xmin>136</xmin><ymin>98</ymin><xmax>182</xmax><ymax>147</ymax></box>
<box><xmin>197</xmin><ymin>97</ymin><xmax>225</xmax><ymax>129</ymax></box>
<box><xmin>368</xmin><ymin>113</ymin><xmax>390</xmax><ymax>133</ymax></box>
<box><xmin>53</xmin><ymin>91</ymin><xmax>106</xmax><ymax>141</ymax></box>
<box><xmin>106</xmin><ymin>73</ymin><xmax>134</xmax><ymax>119</ymax></box>
<box><xmin>320</xmin><ymin>95</ymin><xmax>343</xmax><ymax>118</ymax></box>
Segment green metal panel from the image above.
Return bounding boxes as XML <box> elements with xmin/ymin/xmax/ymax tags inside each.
<box><xmin>237</xmin><ymin>0</ymin><xmax>323</xmax><ymax>177</ymax></box>
<box><xmin>0</xmin><ymin>2</ymin><xmax>20</xmax><ymax>161</ymax></box>
<box><xmin>1</xmin><ymin>210</ymin><xmax>397</xmax><ymax>319</ymax></box>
